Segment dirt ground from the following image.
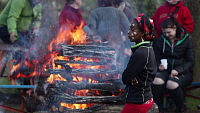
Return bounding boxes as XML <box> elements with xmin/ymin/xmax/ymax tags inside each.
<box><xmin>1</xmin><ymin>103</ymin><xmax>200</xmax><ymax>113</ymax></box>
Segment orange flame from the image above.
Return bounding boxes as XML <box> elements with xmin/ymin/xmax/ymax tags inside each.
<box><xmin>60</xmin><ymin>103</ymin><xmax>95</xmax><ymax>110</ymax></box>
<box><xmin>44</xmin><ymin>19</ymin><xmax>123</xmax><ymax>110</ymax></box>
<box><xmin>48</xmin><ymin>20</ymin><xmax>87</xmax><ymax>52</ymax></box>
<box><xmin>47</xmin><ymin>74</ymin><xmax>67</xmax><ymax>84</ymax></box>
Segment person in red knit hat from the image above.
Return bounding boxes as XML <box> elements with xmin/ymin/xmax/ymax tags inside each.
<box><xmin>121</xmin><ymin>13</ymin><xmax>157</xmax><ymax>113</ymax></box>
<box><xmin>152</xmin><ymin>0</ymin><xmax>194</xmax><ymax>40</ymax></box>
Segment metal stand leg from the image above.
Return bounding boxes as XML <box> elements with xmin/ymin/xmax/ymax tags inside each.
<box><xmin>0</xmin><ymin>51</ymin><xmax>10</xmax><ymax>77</ymax></box>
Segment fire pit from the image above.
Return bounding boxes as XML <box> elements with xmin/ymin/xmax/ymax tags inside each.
<box><xmin>8</xmin><ymin>21</ymin><xmax>126</xmax><ymax>112</ymax></box>
<box><xmin>22</xmin><ymin>42</ymin><xmax>125</xmax><ymax>113</ymax></box>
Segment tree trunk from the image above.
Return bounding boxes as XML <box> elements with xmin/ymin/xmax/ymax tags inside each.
<box><xmin>184</xmin><ymin>0</ymin><xmax>200</xmax><ymax>82</ymax></box>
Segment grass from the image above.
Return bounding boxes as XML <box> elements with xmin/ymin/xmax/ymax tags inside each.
<box><xmin>186</xmin><ymin>89</ymin><xmax>200</xmax><ymax>110</ymax></box>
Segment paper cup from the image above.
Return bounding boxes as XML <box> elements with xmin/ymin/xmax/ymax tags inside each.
<box><xmin>161</xmin><ymin>59</ymin><xmax>167</xmax><ymax>69</ymax></box>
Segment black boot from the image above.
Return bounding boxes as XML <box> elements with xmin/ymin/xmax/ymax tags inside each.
<box><xmin>152</xmin><ymin>84</ymin><xmax>165</xmax><ymax>112</ymax></box>
<box><xmin>168</xmin><ymin>87</ymin><xmax>186</xmax><ymax>113</ymax></box>
<box><xmin>164</xmin><ymin>97</ymin><xmax>176</xmax><ymax>111</ymax></box>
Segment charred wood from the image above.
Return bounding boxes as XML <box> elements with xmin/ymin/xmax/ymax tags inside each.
<box><xmin>22</xmin><ymin>96</ymin><xmax>47</xmax><ymax>112</ymax></box>
<box><xmin>55</xmin><ymin>60</ymin><xmax>108</xmax><ymax>66</ymax></box>
<box><xmin>62</xmin><ymin>51</ymin><xmax>114</xmax><ymax>58</ymax></box>
<box><xmin>48</xmin><ymin>89</ymin><xmax>124</xmax><ymax>104</ymax></box>
<box><xmin>55</xmin><ymin>80</ymin><xmax>120</xmax><ymax>91</ymax></box>
<box><xmin>61</xmin><ymin>44</ymin><xmax>115</xmax><ymax>52</ymax></box>
<box><xmin>48</xmin><ymin>69</ymin><xmax>120</xmax><ymax>75</ymax></box>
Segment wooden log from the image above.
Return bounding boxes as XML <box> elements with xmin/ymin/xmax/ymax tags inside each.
<box><xmin>48</xmin><ymin>69</ymin><xmax>120</xmax><ymax>75</ymax></box>
<box><xmin>48</xmin><ymin>89</ymin><xmax>124</xmax><ymax>104</ymax></box>
<box><xmin>56</xmin><ymin>80</ymin><xmax>121</xmax><ymax>91</ymax></box>
<box><xmin>55</xmin><ymin>59</ymin><xmax>108</xmax><ymax>66</ymax></box>
<box><xmin>61</xmin><ymin>44</ymin><xmax>115</xmax><ymax>52</ymax></box>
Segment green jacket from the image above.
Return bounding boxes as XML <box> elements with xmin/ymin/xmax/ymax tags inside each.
<box><xmin>0</xmin><ymin>0</ymin><xmax>42</xmax><ymax>33</ymax></box>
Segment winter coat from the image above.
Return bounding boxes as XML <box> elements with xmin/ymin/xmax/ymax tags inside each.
<box><xmin>122</xmin><ymin>41</ymin><xmax>157</xmax><ymax>104</ymax></box>
<box><xmin>88</xmin><ymin>7</ymin><xmax>130</xmax><ymax>47</ymax></box>
<box><xmin>0</xmin><ymin>0</ymin><xmax>42</xmax><ymax>33</ymax></box>
<box><xmin>153</xmin><ymin>28</ymin><xmax>195</xmax><ymax>74</ymax></box>
<box><xmin>88</xmin><ymin>7</ymin><xmax>131</xmax><ymax>69</ymax></box>
<box><xmin>152</xmin><ymin>0</ymin><xmax>194</xmax><ymax>39</ymax></box>
<box><xmin>59</xmin><ymin>3</ymin><xmax>87</xmax><ymax>28</ymax></box>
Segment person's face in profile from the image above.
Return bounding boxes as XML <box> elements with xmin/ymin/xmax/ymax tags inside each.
<box><xmin>128</xmin><ymin>20</ymin><xmax>144</xmax><ymax>43</ymax></box>
<box><xmin>162</xmin><ymin>26</ymin><xmax>177</xmax><ymax>40</ymax></box>
<box><xmin>167</xmin><ymin>0</ymin><xmax>179</xmax><ymax>4</ymax></box>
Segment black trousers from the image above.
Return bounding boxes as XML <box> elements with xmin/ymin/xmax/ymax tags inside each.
<box><xmin>0</xmin><ymin>26</ymin><xmax>34</xmax><ymax>65</ymax></box>
<box><xmin>156</xmin><ymin>70</ymin><xmax>193</xmax><ymax>89</ymax></box>
<box><xmin>152</xmin><ymin>70</ymin><xmax>193</xmax><ymax>112</ymax></box>
<box><xmin>0</xmin><ymin>26</ymin><xmax>12</xmax><ymax>44</ymax></box>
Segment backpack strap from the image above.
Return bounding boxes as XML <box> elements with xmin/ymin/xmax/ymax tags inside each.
<box><xmin>172</xmin><ymin>7</ymin><xmax>180</xmax><ymax>15</ymax></box>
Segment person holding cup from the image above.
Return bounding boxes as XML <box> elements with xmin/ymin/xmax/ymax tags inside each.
<box><xmin>152</xmin><ymin>15</ymin><xmax>195</xmax><ymax>113</ymax></box>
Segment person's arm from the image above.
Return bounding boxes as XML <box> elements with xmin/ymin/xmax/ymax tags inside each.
<box><xmin>123</xmin><ymin>7</ymin><xmax>136</xmax><ymax>23</ymax></box>
<box><xmin>7</xmin><ymin>0</ymin><xmax>26</xmax><ymax>33</ymax></box>
<box><xmin>83</xmin><ymin>25</ymin><xmax>93</xmax><ymax>36</ymax></box>
<box><xmin>153</xmin><ymin>38</ymin><xmax>163</xmax><ymax>70</ymax></box>
<box><xmin>174</xmin><ymin>36</ymin><xmax>195</xmax><ymax>74</ymax></box>
<box><xmin>122</xmin><ymin>49</ymin><xmax>147</xmax><ymax>85</ymax></box>
<box><xmin>88</xmin><ymin>11</ymin><xmax>97</xmax><ymax>36</ymax></box>
<box><xmin>182</xmin><ymin>8</ymin><xmax>194</xmax><ymax>34</ymax></box>
<box><xmin>33</xmin><ymin>3</ymin><xmax>42</xmax><ymax>29</ymax></box>
<box><xmin>119</xmin><ymin>10</ymin><xmax>131</xmax><ymax>48</ymax></box>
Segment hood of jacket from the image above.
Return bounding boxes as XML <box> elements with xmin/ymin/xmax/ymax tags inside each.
<box><xmin>164</xmin><ymin>0</ymin><xmax>184</xmax><ymax>7</ymax></box>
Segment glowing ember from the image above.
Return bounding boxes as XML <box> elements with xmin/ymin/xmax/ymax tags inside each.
<box><xmin>47</xmin><ymin>74</ymin><xmax>67</xmax><ymax>84</ymax></box>
<box><xmin>60</xmin><ymin>103</ymin><xmax>95</xmax><ymax>110</ymax></box>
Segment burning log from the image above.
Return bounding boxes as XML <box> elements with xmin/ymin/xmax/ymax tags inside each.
<box><xmin>47</xmin><ymin>88</ymin><xmax>124</xmax><ymax>104</ymax></box>
<box><xmin>48</xmin><ymin>69</ymin><xmax>120</xmax><ymax>75</ymax></box>
<box><xmin>60</xmin><ymin>44</ymin><xmax>115</xmax><ymax>58</ymax></box>
<box><xmin>46</xmin><ymin>68</ymin><xmax>121</xmax><ymax>82</ymax></box>
<box><xmin>55</xmin><ymin>59</ymin><xmax>108</xmax><ymax>66</ymax></box>
<box><xmin>62</xmin><ymin>51</ymin><xmax>114</xmax><ymax>58</ymax></box>
<box><xmin>22</xmin><ymin>96</ymin><xmax>47</xmax><ymax>112</ymax></box>
<box><xmin>61</xmin><ymin>44</ymin><xmax>115</xmax><ymax>52</ymax></box>
<box><xmin>54</xmin><ymin>80</ymin><xmax>120</xmax><ymax>91</ymax></box>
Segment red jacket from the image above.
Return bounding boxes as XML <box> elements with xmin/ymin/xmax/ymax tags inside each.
<box><xmin>152</xmin><ymin>1</ymin><xmax>194</xmax><ymax>39</ymax></box>
<box><xmin>59</xmin><ymin>3</ymin><xmax>87</xmax><ymax>28</ymax></box>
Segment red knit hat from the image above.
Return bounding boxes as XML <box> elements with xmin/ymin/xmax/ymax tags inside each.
<box><xmin>135</xmin><ymin>13</ymin><xmax>155</xmax><ymax>41</ymax></box>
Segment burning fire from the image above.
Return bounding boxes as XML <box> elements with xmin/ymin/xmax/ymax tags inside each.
<box><xmin>60</xmin><ymin>103</ymin><xmax>95</xmax><ymax>110</ymax></box>
<box><xmin>8</xmin><ymin>17</ymin><xmax>122</xmax><ymax>111</ymax></box>
<box><xmin>48</xmin><ymin>20</ymin><xmax>87</xmax><ymax>52</ymax></box>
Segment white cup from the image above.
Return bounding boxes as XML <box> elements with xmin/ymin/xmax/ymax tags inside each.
<box><xmin>161</xmin><ymin>59</ymin><xmax>167</xmax><ymax>69</ymax></box>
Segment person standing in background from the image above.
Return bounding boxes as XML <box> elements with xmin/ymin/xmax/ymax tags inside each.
<box><xmin>0</xmin><ymin>0</ymin><xmax>42</xmax><ymax>44</ymax></box>
<box><xmin>59</xmin><ymin>0</ymin><xmax>92</xmax><ymax>36</ymax></box>
<box><xmin>88</xmin><ymin>0</ymin><xmax>130</xmax><ymax>71</ymax></box>
<box><xmin>113</xmin><ymin>0</ymin><xmax>136</xmax><ymax>67</ymax></box>
<box><xmin>152</xmin><ymin>0</ymin><xmax>194</xmax><ymax>40</ymax></box>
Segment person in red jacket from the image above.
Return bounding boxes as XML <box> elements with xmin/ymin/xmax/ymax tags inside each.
<box><xmin>59</xmin><ymin>0</ymin><xmax>86</xmax><ymax>28</ymax></box>
<box><xmin>59</xmin><ymin>0</ymin><xmax>92</xmax><ymax>36</ymax></box>
<box><xmin>152</xmin><ymin>0</ymin><xmax>194</xmax><ymax>40</ymax></box>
